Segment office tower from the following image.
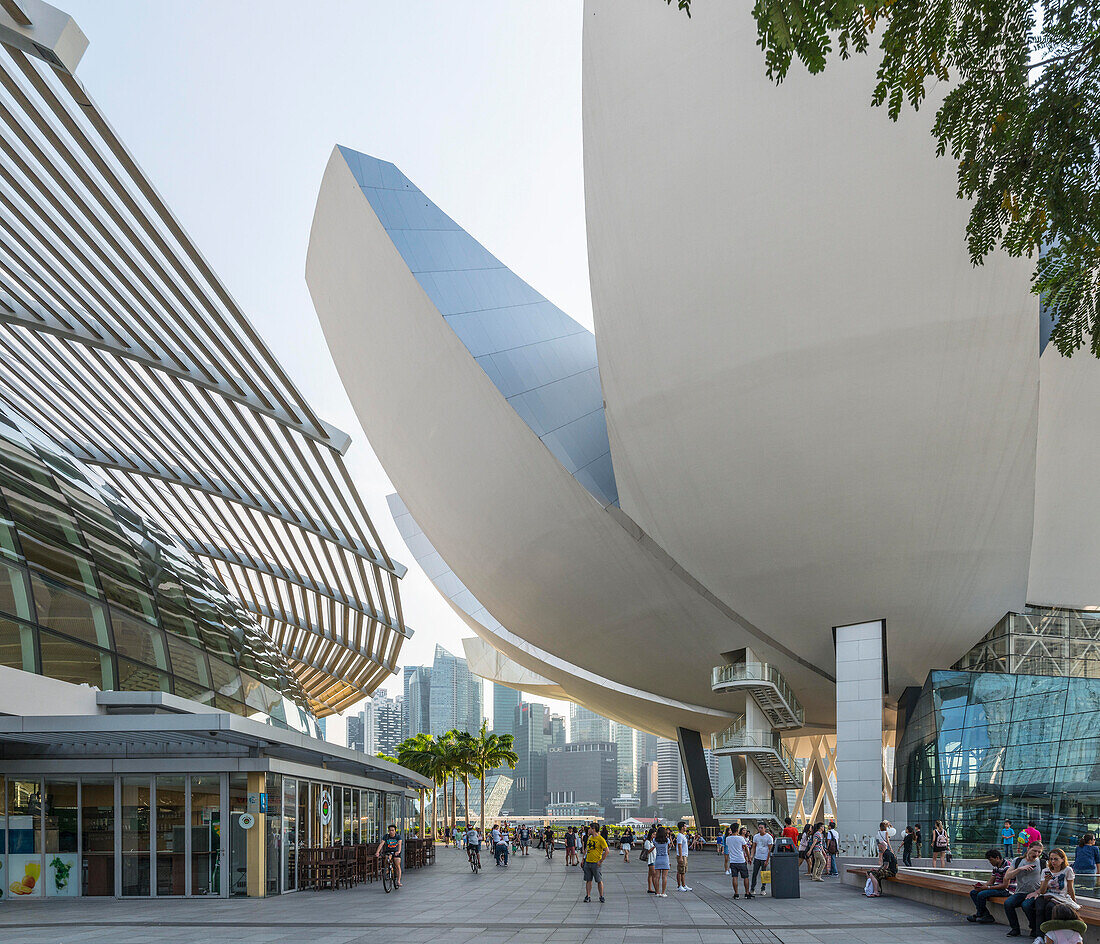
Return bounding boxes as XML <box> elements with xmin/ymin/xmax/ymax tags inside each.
<box><xmin>492</xmin><ymin>683</ymin><xmax>521</xmax><ymax>738</ymax></box>
<box><xmin>347</xmin><ymin>711</ymin><xmax>366</xmax><ymax>753</ymax></box>
<box><xmin>547</xmin><ymin>741</ymin><xmax>618</xmax><ymax>818</ymax></box>
<box><xmin>569</xmin><ymin>703</ymin><xmax>610</xmax><ymax>742</ymax></box>
<box><xmin>638</xmin><ymin>761</ymin><xmax>659</xmax><ymax>809</ymax></box>
<box><xmin>373</xmin><ymin>694</ymin><xmax>404</xmax><ymax>756</ymax></box>
<box><xmin>403</xmin><ymin>665</ymin><xmax>431</xmax><ymax>738</ymax></box>
<box><xmin>512</xmin><ymin>702</ymin><xmax>551</xmax><ymax>815</ymax></box>
<box><xmin>610</xmin><ymin>722</ymin><xmax>636</xmax><ymax>795</ymax></box>
<box><xmin>636</xmin><ymin>730</ymin><xmax>658</xmax><ymax>766</ymax></box>
<box><xmin>428</xmin><ymin>644</ymin><xmax>481</xmax><ymax>736</ymax></box>
<box><xmin>548</xmin><ymin>714</ymin><xmax>566</xmax><ymax>750</ymax></box>
<box><xmin>656</xmin><ymin>737</ymin><xmax>684</xmax><ymax>807</ymax></box>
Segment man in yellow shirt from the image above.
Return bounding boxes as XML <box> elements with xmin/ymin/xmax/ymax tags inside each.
<box><xmin>583</xmin><ymin>823</ymin><xmax>609</xmax><ymax>903</ymax></box>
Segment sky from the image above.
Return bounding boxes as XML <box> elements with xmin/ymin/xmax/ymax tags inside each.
<box><xmin>59</xmin><ymin>0</ymin><xmax>590</xmax><ymax>733</ymax></box>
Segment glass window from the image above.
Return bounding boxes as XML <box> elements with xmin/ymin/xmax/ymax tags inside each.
<box><xmin>100</xmin><ymin>572</ymin><xmax>157</xmax><ymax>624</ymax></box>
<box><xmin>19</xmin><ymin>531</ymin><xmax>99</xmax><ymax>598</ymax></box>
<box><xmin>7</xmin><ymin>778</ymin><xmax>43</xmax><ymax>898</ymax></box>
<box><xmin>0</xmin><ymin>515</ymin><xmax>20</xmax><ymax>560</ymax></box>
<box><xmin>155</xmin><ymin>776</ymin><xmax>186</xmax><ymax>896</ymax></box>
<box><xmin>165</xmin><ymin>633</ymin><xmax>212</xmax><ymax>686</ymax></box>
<box><xmin>265</xmin><ymin>774</ymin><xmax>281</xmax><ymax>896</ymax></box>
<box><xmin>190</xmin><ymin>775</ymin><xmax>221</xmax><ymax>897</ymax></box>
<box><xmin>39</xmin><ymin>630</ymin><xmax>115</xmax><ymax>690</ymax></box>
<box><xmin>31</xmin><ymin>574</ymin><xmax>111</xmax><ymax>649</ymax></box>
<box><xmin>350</xmin><ymin>789</ymin><xmax>359</xmax><ymax>845</ymax></box>
<box><xmin>81</xmin><ymin>777</ymin><xmax>115</xmax><ymax>896</ymax></box>
<box><xmin>117</xmin><ymin>656</ymin><xmax>172</xmax><ymax>694</ymax></box>
<box><xmin>111</xmin><ymin>611</ymin><xmax>169</xmax><ymax>671</ymax></box>
<box><xmin>342</xmin><ymin>787</ymin><xmax>352</xmax><ymax>845</ymax></box>
<box><xmin>0</xmin><ymin>559</ymin><xmax>33</xmax><ymax>621</ymax></box>
<box><xmin>121</xmin><ymin>776</ymin><xmax>150</xmax><ymax>896</ymax></box>
<box><xmin>0</xmin><ymin>617</ymin><xmax>35</xmax><ymax>672</ymax></box>
<box><xmin>44</xmin><ymin>780</ymin><xmax>78</xmax><ymax>898</ymax></box>
<box><xmin>158</xmin><ymin>604</ymin><xmax>200</xmax><ymax>645</ymax></box>
<box><xmin>2</xmin><ymin>483</ymin><xmax>84</xmax><ymax>548</ymax></box>
<box><xmin>209</xmin><ymin>658</ymin><xmax>243</xmax><ymax>702</ymax></box>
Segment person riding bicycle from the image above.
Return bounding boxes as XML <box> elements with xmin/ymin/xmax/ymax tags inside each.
<box><xmin>464</xmin><ymin>824</ymin><xmax>481</xmax><ymax>866</ymax></box>
<box><xmin>375</xmin><ymin>824</ymin><xmax>403</xmax><ymax>888</ymax></box>
<box><xmin>544</xmin><ymin>825</ymin><xmax>555</xmax><ymax>858</ymax></box>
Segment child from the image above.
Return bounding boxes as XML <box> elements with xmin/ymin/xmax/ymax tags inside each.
<box><xmin>1039</xmin><ymin>904</ymin><xmax>1087</xmax><ymax>944</ymax></box>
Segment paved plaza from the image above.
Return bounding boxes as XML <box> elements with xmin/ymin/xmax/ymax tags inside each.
<box><xmin>0</xmin><ymin>847</ymin><xmax>1011</xmax><ymax>944</ymax></box>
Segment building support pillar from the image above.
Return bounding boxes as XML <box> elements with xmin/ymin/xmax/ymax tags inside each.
<box><xmin>246</xmin><ymin>771</ymin><xmax>266</xmax><ymax>898</ymax></box>
<box><xmin>677</xmin><ymin>727</ymin><xmax>718</xmax><ymax>830</ymax></box>
<box><xmin>834</xmin><ymin>620</ymin><xmax>886</xmax><ymax>851</ymax></box>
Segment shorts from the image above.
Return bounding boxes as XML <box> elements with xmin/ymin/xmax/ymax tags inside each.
<box><xmin>521</xmin><ymin>840</ymin><xmax>530</xmax><ymax>847</ymax></box>
<box><xmin>583</xmin><ymin>861</ymin><xmax>603</xmax><ymax>883</ymax></box>
<box><xmin>677</xmin><ymin>855</ymin><xmax>688</xmax><ymax>876</ymax></box>
<box><xmin>730</xmin><ymin>862</ymin><xmax>748</xmax><ymax>878</ymax></box>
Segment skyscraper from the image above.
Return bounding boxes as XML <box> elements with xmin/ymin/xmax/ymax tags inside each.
<box><xmin>347</xmin><ymin>712</ymin><xmax>366</xmax><ymax>753</ymax></box>
<box><xmin>610</xmin><ymin>722</ymin><xmax>637</xmax><ymax>795</ymax></box>
<box><xmin>428</xmin><ymin>644</ymin><xmax>481</xmax><ymax>736</ymax></box>
<box><xmin>635</xmin><ymin>730</ymin><xmax>658</xmax><ymax>766</ymax></box>
<box><xmin>492</xmin><ymin>683</ymin><xmax>521</xmax><ymax>738</ymax></box>
<box><xmin>403</xmin><ymin>665</ymin><xmax>431</xmax><ymax>738</ymax></box>
<box><xmin>549</xmin><ymin>714</ymin><xmax>566</xmax><ymax>750</ymax></box>
<box><xmin>513</xmin><ymin>702</ymin><xmax>551</xmax><ymax>815</ymax></box>
<box><xmin>569</xmin><ymin>704</ymin><xmax>610</xmax><ymax>742</ymax></box>
<box><xmin>656</xmin><ymin>737</ymin><xmax>685</xmax><ymax>807</ymax></box>
<box><xmin>373</xmin><ymin>694</ymin><xmax>404</xmax><ymax>756</ymax></box>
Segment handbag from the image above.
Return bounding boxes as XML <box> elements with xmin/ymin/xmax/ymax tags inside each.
<box><xmin>761</xmin><ymin>869</ymin><xmax>772</xmax><ymax>884</ymax></box>
<box><xmin>864</xmin><ymin>876</ymin><xmax>875</xmax><ymax>896</ymax></box>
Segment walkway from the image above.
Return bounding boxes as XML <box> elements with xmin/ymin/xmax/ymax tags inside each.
<box><xmin>0</xmin><ymin>846</ymin><xmax>1010</xmax><ymax>944</ymax></box>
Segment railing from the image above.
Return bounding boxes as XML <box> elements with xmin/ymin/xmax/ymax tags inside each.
<box><xmin>710</xmin><ymin>662</ymin><xmax>805</xmax><ymax>725</ymax></box>
<box><xmin>711</xmin><ymin>716</ymin><xmax>803</xmax><ymax>783</ymax></box>
<box><xmin>711</xmin><ymin>780</ymin><xmax>777</xmax><ymax>817</ymax></box>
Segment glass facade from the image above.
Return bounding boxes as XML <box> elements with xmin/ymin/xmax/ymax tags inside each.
<box><xmin>0</xmin><ymin>409</ymin><xmax>315</xmax><ymax>734</ymax></box>
<box><xmin>896</xmin><ymin>668</ymin><xmax>1100</xmax><ymax>855</ymax></box>
<box><xmin>1</xmin><ymin>774</ymin><xmax>408</xmax><ymax>900</ymax></box>
<box><xmin>338</xmin><ymin>146</ymin><xmax>618</xmax><ymax>508</ymax></box>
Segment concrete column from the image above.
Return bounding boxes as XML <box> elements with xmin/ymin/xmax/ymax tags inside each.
<box><xmin>676</xmin><ymin>727</ymin><xmax>718</xmax><ymax>830</ymax></box>
<box><xmin>834</xmin><ymin>620</ymin><xmax>885</xmax><ymax>850</ymax></box>
<box><xmin>246</xmin><ymin>772</ymin><xmax>266</xmax><ymax>898</ymax></box>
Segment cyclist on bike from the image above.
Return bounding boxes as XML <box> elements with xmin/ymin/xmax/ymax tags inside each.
<box><xmin>544</xmin><ymin>824</ymin><xmax>555</xmax><ymax>859</ymax></box>
<box><xmin>375</xmin><ymin>824</ymin><xmax>403</xmax><ymax>888</ymax></box>
<box><xmin>464</xmin><ymin>823</ymin><xmax>481</xmax><ymax>867</ymax></box>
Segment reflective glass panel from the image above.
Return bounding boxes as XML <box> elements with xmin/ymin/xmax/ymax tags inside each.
<box><xmin>0</xmin><ymin>559</ymin><xmax>33</xmax><ymax>621</ymax></box>
<box><xmin>81</xmin><ymin>777</ymin><xmax>114</xmax><ymax>896</ymax></box>
<box><xmin>44</xmin><ymin>780</ymin><xmax>78</xmax><ymax>898</ymax></box>
<box><xmin>39</xmin><ymin>630</ymin><xmax>114</xmax><ymax>690</ymax></box>
<box><xmin>31</xmin><ymin>575</ymin><xmax>110</xmax><ymax>649</ymax></box>
<box><xmin>19</xmin><ymin>531</ymin><xmax>98</xmax><ymax>597</ymax></box>
<box><xmin>190</xmin><ymin>775</ymin><xmax>221</xmax><ymax>897</ymax></box>
<box><xmin>111</xmin><ymin>611</ymin><xmax>169</xmax><ymax>671</ymax></box>
<box><xmin>283</xmin><ymin>778</ymin><xmax>297</xmax><ymax>892</ymax></box>
<box><xmin>228</xmin><ymin>774</ymin><xmax>247</xmax><ymax>897</ymax></box>
<box><xmin>155</xmin><ymin>776</ymin><xmax>186</xmax><ymax>895</ymax></box>
<box><xmin>121</xmin><ymin>776</ymin><xmax>150</xmax><ymax>896</ymax></box>
<box><xmin>0</xmin><ymin>617</ymin><xmax>35</xmax><ymax>672</ymax></box>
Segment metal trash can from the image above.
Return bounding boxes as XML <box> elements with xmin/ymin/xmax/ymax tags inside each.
<box><xmin>770</xmin><ymin>836</ymin><xmax>800</xmax><ymax>899</ymax></box>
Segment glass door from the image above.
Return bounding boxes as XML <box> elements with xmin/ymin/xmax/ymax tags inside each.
<box><xmin>80</xmin><ymin>778</ymin><xmax>114</xmax><ymax>896</ymax></box>
<box><xmin>283</xmin><ymin>778</ymin><xmax>297</xmax><ymax>891</ymax></box>
<box><xmin>43</xmin><ymin>780</ymin><xmax>78</xmax><ymax>897</ymax></box>
<box><xmin>189</xmin><ymin>775</ymin><xmax>221</xmax><ymax>897</ymax></box>
<box><xmin>120</xmin><ymin>776</ymin><xmax>150</xmax><ymax>896</ymax></box>
<box><xmin>155</xmin><ymin>776</ymin><xmax>185</xmax><ymax>895</ymax></box>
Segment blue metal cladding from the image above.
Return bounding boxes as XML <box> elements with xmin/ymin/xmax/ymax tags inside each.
<box><xmin>338</xmin><ymin>146</ymin><xmax>618</xmax><ymax>508</ymax></box>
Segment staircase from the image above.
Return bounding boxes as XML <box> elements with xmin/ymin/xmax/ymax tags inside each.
<box><xmin>711</xmin><ymin>662</ymin><xmax>804</xmax><ymax>730</ymax></box>
<box><xmin>711</xmin><ymin>778</ymin><xmax>780</xmax><ymax>825</ymax></box>
<box><xmin>711</xmin><ymin>716</ymin><xmax>804</xmax><ymax>790</ymax></box>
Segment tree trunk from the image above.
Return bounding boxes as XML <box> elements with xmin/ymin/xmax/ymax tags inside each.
<box><xmin>480</xmin><ymin>767</ymin><xmax>487</xmax><ymax>835</ymax></box>
<box><xmin>451</xmin><ymin>775</ymin><xmax>457</xmax><ymax>831</ymax></box>
<box><xmin>463</xmin><ymin>778</ymin><xmax>469</xmax><ymax>828</ymax></box>
<box><xmin>419</xmin><ymin>788</ymin><xmax>425</xmax><ymax>838</ymax></box>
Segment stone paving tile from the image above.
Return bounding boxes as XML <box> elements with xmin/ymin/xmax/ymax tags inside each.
<box><xmin>0</xmin><ymin>848</ymin><xmax>1018</xmax><ymax>944</ymax></box>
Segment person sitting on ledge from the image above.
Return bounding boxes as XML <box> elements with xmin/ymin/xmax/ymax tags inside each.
<box><xmin>1039</xmin><ymin>904</ymin><xmax>1087</xmax><ymax>944</ymax></box>
<box><xmin>968</xmin><ymin>849</ymin><xmax>1013</xmax><ymax>924</ymax></box>
<box><xmin>866</xmin><ymin>841</ymin><xmax>899</xmax><ymax>896</ymax></box>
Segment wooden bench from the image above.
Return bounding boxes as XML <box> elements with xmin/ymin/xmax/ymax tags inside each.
<box><xmin>846</xmin><ymin>867</ymin><xmax>1100</xmax><ymax>928</ymax></box>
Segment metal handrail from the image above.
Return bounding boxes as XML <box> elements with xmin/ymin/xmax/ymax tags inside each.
<box><xmin>711</xmin><ymin>716</ymin><xmax>803</xmax><ymax>784</ymax></box>
<box><xmin>710</xmin><ymin>662</ymin><xmax>805</xmax><ymax>724</ymax></box>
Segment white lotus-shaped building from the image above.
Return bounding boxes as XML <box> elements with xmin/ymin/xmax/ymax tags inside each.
<box><xmin>305</xmin><ymin>0</ymin><xmax>1099</xmax><ymax>827</ymax></box>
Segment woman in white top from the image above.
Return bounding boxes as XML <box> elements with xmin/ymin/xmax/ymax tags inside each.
<box><xmin>876</xmin><ymin>820</ymin><xmax>897</xmax><ymax>866</ymax></box>
<box><xmin>1036</xmin><ymin>848</ymin><xmax>1079</xmax><ymax>940</ymax></box>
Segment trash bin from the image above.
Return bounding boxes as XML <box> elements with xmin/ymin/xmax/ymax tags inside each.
<box><xmin>770</xmin><ymin>836</ymin><xmax>800</xmax><ymax>899</ymax></box>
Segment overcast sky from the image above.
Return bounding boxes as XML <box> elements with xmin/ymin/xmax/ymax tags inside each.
<box><xmin>60</xmin><ymin>0</ymin><xmax>590</xmax><ymax>731</ymax></box>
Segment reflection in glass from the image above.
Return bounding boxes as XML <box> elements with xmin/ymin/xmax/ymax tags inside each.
<box><xmin>0</xmin><ymin>617</ymin><xmax>35</xmax><ymax>672</ymax></box>
<box><xmin>156</xmin><ymin>776</ymin><xmax>186</xmax><ymax>895</ymax></box>
<box><xmin>283</xmin><ymin>778</ymin><xmax>297</xmax><ymax>892</ymax></box>
<box><xmin>190</xmin><ymin>775</ymin><xmax>221</xmax><ymax>897</ymax></box>
<box><xmin>81</xmin><ymin>777</ymin><xmax>114</xmax><ymax>896</ymax></box>
<box><xmin>265</xmin><ymin>774</ymin><xmax>281</xmax><ymax>896</ymax></box>
<box><xmin>39</xmin><ymin>630</ymin><xmax>114</xmax><ymax>689</ymax></box>
<box><xmin>229</xmin><ymin>774</ymin><xmax>248</xmax><ymax>897</ymax></box>
<box><xmin>121</xmin><ymin>776</ymin><xmax>150</xmax><ymax>896</ymax></box>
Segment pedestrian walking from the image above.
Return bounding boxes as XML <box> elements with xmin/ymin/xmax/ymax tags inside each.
<box><xmin>932</xmin><ymin>820</ymin><xmax>950</xmax><ymax>868</ymax></box>
<box><xmin>827</xmin><ymin>820</ymin><xmax>840</xmax><ymax>876</ymax></box>
<box><xmin>1003</xmin><ymin>821</ymin><xmax>1018</xmax><ymax>861</ymax></box>
<box><xmin>902</xmin><ymin>826</ymin><xmax>915</xmax><ymax>867</ymax></box>
<box><xmin>643</xmin><ymin>827</ymin><xmax>658</xmax><ymax>894</ymax></box>
<box><xmin>583</xmin><ymin>823</ymin><xmax>609</xmax><ymax>903</ymax></box>
<box><xmin>809</xmin><ymin>822</ymin><xmax>827</xmax><ymax>881</ymax></box>
<box><xmin>674</xmin><ymin>821</ymin><xmax>692</xmax><ymax>892</ymax></box>
<box><xmin>914</xmin><ymin>824</ymin><xmax>923</xmax><ymax>859</ymax></box>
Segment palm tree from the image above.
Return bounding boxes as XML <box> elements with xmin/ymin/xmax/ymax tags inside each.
<box><xmin>396</xmin><ymin>733</ymin><xmax>448</xmax><ymax>832</ymax></box>
<box><xmin>440</xmin><ymin>729</ymin><xmax>465</xmax><ymax>832</ymax></box>
<box><xmin>467</xmin><ymin>721</ymin><xmax>518</xmax><ymax>834</ymax></box>
<box><xmin>454</xmin><ymin>732</ymin><xmax>478</xmax><ymax>827</ymax></box>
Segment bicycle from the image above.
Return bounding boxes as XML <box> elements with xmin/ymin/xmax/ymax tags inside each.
<box><xmin>468</xmin><ymin>846</ymin><xmax>481</xmax><ymax>874</ymax></box>
<box><xmin>380</xmin><ymin>853</ymin><xmax>401</xmax><ymax>893</ymax></box>
<box><xmin>546</xmin><ymin>840</ymin><xmax>554</xmax><ymax>860</ymax></box>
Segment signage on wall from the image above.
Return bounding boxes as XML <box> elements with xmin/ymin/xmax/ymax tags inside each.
<box><xmin>238</xmin><ymin>813</ymin><xmax>255</xmax><ymax>830</ymax></box>
<box><xmin>260</xmin><ymin>793</ymin><xmax>267</xmax><ymax>814</ymax></box>
<box><xmin>319</xmin><ymin>788</ymin><xmax>332</xmax><ymax>826</ymax></box>
<box><xmin>247</xmin><ymin>793</ymin><xmax>259</xmax><ymax>814</ymax></box>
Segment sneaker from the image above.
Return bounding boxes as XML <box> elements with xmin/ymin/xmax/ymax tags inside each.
<box><xmin>968</xmin><ymin>915</ymin><xmax>981</xmax><ymax>923</ymax></box>
<box><xmin>733</xmin><ymin>893</ymin><xmax>739</xmax><ymax>899</ymax></box>
<box><xmin>600</xmin><ymin>896</ymin><xmax>605</xmax><ymax>903</ymax></box>
<box><xmin>979</xmin><ymin>916</ymin><xmax>996</xmax><ymax>925</ymax></box>
<box><xmin>1006</xmin><ymin>931</ymin><xmax>1021</xmax><ymax>938</ymax></box>
<box><xmin>683</xmin><ymin>886</ymin><xmax>693</xmax><ymax>891</ymax></box>
<box><xmin>659</xmin><ymin>892</ymin><xmax>668</xmax><ymax>897</ymax></box>
<box><xmin>745</xmin><ymin>892</ymin><xmax>755</xmax><ymax>899</ymax></box>
<box><xmin>584</xmin><ymin>896</ymin><xmax>591</xmax><ymax>903</ymax></box>
<box><xmin>647</xmin><ymin>889</ymin><xmax>656</xmax><ymax>894</ymax></box>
